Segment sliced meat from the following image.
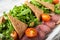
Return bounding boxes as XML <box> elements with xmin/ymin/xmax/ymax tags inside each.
<box><xmin>51</xmin><ymin>14</ymin><xmax>60</xmax><ymax>22</ymax></box>
<box><xmin>25</xmin><ymin>1</ymin><xmax>43</xmax><ymax>21</ymax></box>
<box><xmin>31</xmin><ymin>35</ymin><xmax>40</xmax><ymax>40</ymax></box>
<box><xmin>0</xmin><ymin>16</ymin><xmax>5</xmax><ymax>24</ymax></box>
<box><xmin>44</xmin><ymin>21</ymin><xmax>56</xmax><ymax>29</ymax></box>
<box><xmin>21</xmin><ymin>35</ymin><xmax>40</xmax><ymax>40</ymax></box>
<box><xmin>36</xmin><ymin>0</ymin><xmax>54</xmax><ymax>11</ymax></box>
<box><xmin>7</xmin><ymin>15</ymin><xmax>28</xmax><ymax>39</ymax></box>
<box><xmin>39</xmin><ymin>31</ymin><xmax>46</xmax><ymax>40</ymax></box>
<box><xmin>36</xmin><ymin>25</ymin><xmax>40</xmax><ymax>31</ymax></box>
<box><xmin>51</xmin><ymin>14</ymin><xmax>60</xmax><ymax>24</ymax></box>
<box><xmin>36</xmin><ymin>25</ymin><xmax>46</xmax><ymax>40</ymax></box>
<box><xmin>56</xmin><ymin>15</ymin><xmax>60</xmax><ymax>24</ymax></box>
<box><xmin>21</xmin><ymin>35</ymin><xmax>31</xmax><ymax>40</ymax></box>
<box><xmin>56</xmin><ymin>19</ymin><xmax>60</xmax><ymax>24</ymax></box>
<box><xmin>37</xmin><ymin>24</ymin><xmax>51</xmax><ymax>34</ymax></box>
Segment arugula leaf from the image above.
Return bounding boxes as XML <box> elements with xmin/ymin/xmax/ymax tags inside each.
<box><xmin>9</xmin><ymin>4</ymin><xmax>39</xmax><ymax>26</ymax></box>
<box><xmin>30</xmin><ymin>0</ymin><xmax>51</xmax><ymax>13</ymax></box>
<box><xmin>55</xmin><ymin>3</ymin><xmax>60</xmax><ymax>14</ymax></box>
<box><xmin>0</xmin><ymin>13</ymin><xmax>14</xmax><ymax>40</ymax></box>
<box><xmin>41</xmin><ymin>0</ymin><xmax>53</xmax><ymax>3</ymax></box>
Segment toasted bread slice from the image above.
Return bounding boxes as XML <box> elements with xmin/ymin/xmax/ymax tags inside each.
<box><xmin>7</xmin><ymin>14</ymin><xmax>28</xmax><ymax>38</ymax></box>
<box><xmin>36</xmin><ymin>0</ymin><xmax>54</xmax><ymax>12</ymax></box>
<box><xmin>25</xmin><ymin>1</ymin><xmax>43</xmax><ymax>21</ymax></box>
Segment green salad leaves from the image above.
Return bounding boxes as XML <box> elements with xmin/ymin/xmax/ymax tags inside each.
<box><xmin>0</xmin><ymin>13</ymin><xmax>14</xmax><ymax>40</ymax></box>
<box><xmin>55</xmin><ymin>3</ymin><xmax>60</xmax><ymax>14</ymax></box>
<box><xmin>30</xmin><ymin>0</ymin><xmax>51</xmax><ymax>13</ymax></box>
<box><xmin>9</xmin><ymin>4</ymin><xmax>39</xmax><ymax>26</ymax></box>
<box><xmin>41</xmin><ymin>0</ymin><xmax>53</xmax><ymax>3</ymax></box>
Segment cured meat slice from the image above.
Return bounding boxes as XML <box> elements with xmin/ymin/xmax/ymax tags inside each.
<box><xmin>44</xmin><ymin>21</ymin><xmax>56</xmax><ymax>29</ymax></box>
<box><xmin>37</xmin><ymin>24</ymin><xmax>51</xmax><ymax>34</ymax></box>
<box><xmin>39</xmin><ymin>31</ymin><xmax>46</xmax><ymax>40</ymax></box>
<box><xmin>51</xmin><ymin>14</ymin><xmax>60</xmax><ymax>22</ymax></box>
<box><xmin>36</xmin><ymin>26</ymin><xmax>41</xmax><ymax>31</ymax></box>
<box><xmin>7</xmin><ymin>15</ymin><xmax>28</xmax><ymax>38</ymax></box>
<box><xmin>21</xmin><ymin>35</ymin><xmax>40</xmax><ymax>40</ymax></box>
<box><xmin>56</xmin><ymin>19</ymin><xmax>60</xmax><ymax>24</ymax></box>
<box><xmin>56</xmin><ymin>15</ymin><xmax>60</xmax><ymax>24</ymax></box>
<box><xmin>36</xmin><ymin>0</ymin><xmax>54</xmax><ymax>11</ymax></box>
<box><xmin>25</xmin><ymin>1</ymin><xmax>43</xmax><ymax>21</ymax></box>
<box><xmin>21</xmin><ymin>35</ymin><xmax>31</xmax><ymax>40</ymax></box>
<box><xmin>51</xmin><ymin>14</ymin><xmax>60</xmax><ymax>24</ymax></box>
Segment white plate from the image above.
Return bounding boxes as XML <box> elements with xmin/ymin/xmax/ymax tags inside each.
<box><xmin>0</xmin><ymin>0</ymin><xmax>60</xmax><ymax>40</ymax></box>
<box><xmin>0</xmin><ymin>0</ymin><xmax>26</xmax><ymax>16</ymax></box>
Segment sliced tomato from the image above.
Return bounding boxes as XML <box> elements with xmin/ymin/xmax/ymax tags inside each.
<box><xmin>11</xmin><ymin>31</ymin><xmax>18</xmax><ymax>39</ymax></box>
<box><xmin>53</xmin><ymin>0</ymin><xmax>59</xmax><ymax>4</ymax></box>
<box><xmin>42</xmin><ymin>14</ymin><xmax>51</xmax><ymax>22</ymax></box>
<box><xmin>25</xmin><ymin>28</ymin><xmax>37</xmax><ymax>38</ymax></box>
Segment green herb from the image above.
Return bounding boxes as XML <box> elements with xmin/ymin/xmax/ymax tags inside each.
<box><xmin>30</xmin><ymin>0</ymin><xmax>51</xmax><ymax>13</ymax></box>
<box><xmin>55</xmin><ymin>3</ymin><xmax>60</xmax><ymax>14</ymax></box>
<box><xmin>9</xmin><ymin>4</ymin><xmax>39</xmax><ymax>26</ymax></box>
<box><xmin>41</xmin><ymin>0</ymin><xmax>53</xmax><ymax>3</ymax></box>
<box><xmin>0</xmin><ymin>13</ymin><xmax>14</xmax><ymax>40</ymax></box>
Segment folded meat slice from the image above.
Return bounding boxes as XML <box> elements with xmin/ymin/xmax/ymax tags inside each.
<box><xmin>56</xmin><ymin>15</ymin><xmax>60</xmax><ymax>24</ymax></box>
<box><xmin>0</xmin><ymin>16</ymin><xmax>5</xmax><ymax>24</ymax></box>
<box><xmin>21</xmin><ymin>35</ymin><xmax>41</xmax><ymax>40</ymax></box>
<box><xmin>44</xmin><ymin>21</ymin><xmax>56</xmax><ymax>29</ymax></box>
<box><xmin>39</xmin><ymin>31</ymin><xmax>46</xmax><ymax>40</ymax></box>
<box><xmin>25</xmin><ymin>1</ymin><xmax>43</xmax><ymax>21</ymax></box>
<box><xmin>56</xmin><ymin>19</ymin><xmax>60</xmax><ymax>24</ymax></box>
<box><xmin>51</xmin><ymin>14</ymin><xmax>60</xmax><ymax>24</ymax></box>
<box><xmin>21</xmin><ymin>35</ymin><xmax>31</xmax><ymax>40</ymax></box>
<box><xmin>36</xmin><ymin>0</ymin><xmax>54</xmax><ymax>12</ymax></box>
<box><xmin>36</xmin><ymin>26</ymin><xmax>41</xmax><ymax>31</ymax></box>
<box><xmin>51</xmin><ymin>14</ymin><xmax>60</xmax><ymax>22</ymax></box>
<box><xmin>7</xmin><ymin>15</ymin><xmax>28</xmax><ymax>39</ymax></box>
<box><xmin>37</xmin><ymin>24</ymin><xmax>51</xmax><ymax>34</ymax></box>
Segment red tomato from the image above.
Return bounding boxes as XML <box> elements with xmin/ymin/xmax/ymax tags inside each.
<box><xmin>53</xmin><ymin>0</ymin><xmax>59</xmax><ymax>4</ymax></box>
<box><xmin>25</xmin><ymin>28</ymin><xmax>37</xmax><ymax>37</ymax></box>
<box><xmin>42</xmin><ymin>14</ymin><xmax>51</xmax><ymax>22</ymax></box>
<box><xmin>11</xmin><ymin>31</ymin><xmax>18</xmax><ymax>39</ymax></box>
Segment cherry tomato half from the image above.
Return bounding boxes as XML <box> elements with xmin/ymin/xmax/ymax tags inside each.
<box><xmin>53</xmin><ymin>0</ymin><xmax>59</xmax><ymax>4</ymax></box>
<box><xmin>11</xmin><ymin>31</ymin><xmax>18</xmax><ymax>39</ymax></box>
<box><xmin>25</xmin><ymin>28</ymin><xmax>37</xmax><ymax>38</ymax></box>
<box><xmin>42</xmin><ymin>14</ymin><xmax>51</xmax><ymax>22</ymax></box>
